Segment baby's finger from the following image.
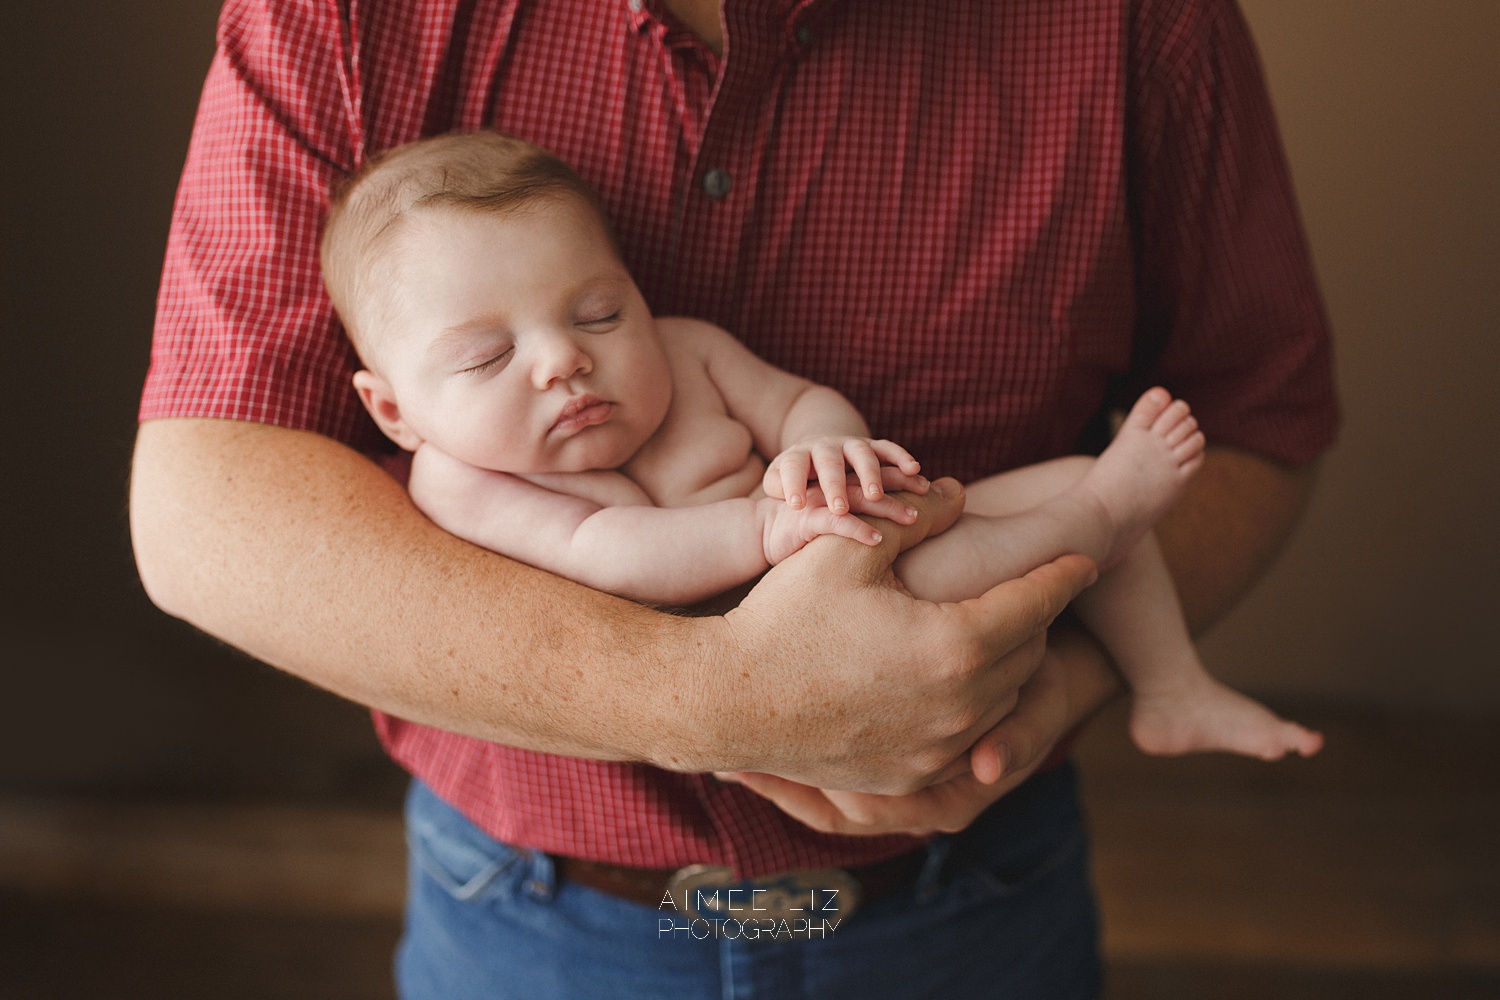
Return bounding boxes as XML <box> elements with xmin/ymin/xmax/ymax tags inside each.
<box><xmin>871</xmin><ymin>439</ymin><xmax>922</xmax><ymax>475</ymax></box>
<box><xmin>812</xmin><ymin>446</ymin><xmax>851</xmax><ymax>514</ymax></box>
<box><xmin>779</xmin><ymin>453</ymin><xmax>811</xmax><ymax>508</ymax></box>
<box><xmin>847</xmin><ymin>490</ymin><xmax>920</xmax><ymax>524</ymax></box>
<box><xmin>762</xmin><ymin>462</ymin><xmax>785</xmax><ymax>499</ymax></box>
<box><xmin>843</xmin><ymin>442</ymin><xmax>886</xmax><ymax>501</ymax></box>
<box><xmin>880</xmin><ymin>466</ymin><xmax>930</xmax><ymax>495</ymax></box>
<box><xmin>815</xmin><ymin>508</ymin><xmax>884</xmax><ymax>546</ymax></box>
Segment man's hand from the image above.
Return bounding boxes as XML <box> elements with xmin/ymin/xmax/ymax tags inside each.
<box><xmin>715</xmin><ymin>625</ymin><xmax>1119</xmax><ymax>834</ymax></box>
<box><xmin>697</xmin><ymin>478</ymin><xmax>1098</xmax><ymax>794</ymax></box>
<box><xmin>718</xmin><ymin>445</ymin><xmax>1316</xmax><ymax>823</ymax></box>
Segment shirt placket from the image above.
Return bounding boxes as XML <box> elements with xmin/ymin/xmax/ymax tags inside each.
<box><xmin>657</xmin><ymin>3</ymin><xmax>808</xmax><ymax>326</ymax></box>
<box><xmin>647</xmin><ymin>2</ymin><xmax>834</xmax><ymax>875</ymax></box>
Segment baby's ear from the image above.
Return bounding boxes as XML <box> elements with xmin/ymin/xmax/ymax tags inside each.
<box><xmin>352</xmin><ymin>370</ymin><xmax>423</xmax><ymax>452</ymax></box>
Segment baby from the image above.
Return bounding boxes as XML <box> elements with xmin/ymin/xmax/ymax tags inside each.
<box><xmin>321</xmin><ymin>131</ymin><xmax>1321</xmax><ymax>768</ymax></box>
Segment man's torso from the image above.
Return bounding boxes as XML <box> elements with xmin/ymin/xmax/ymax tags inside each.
<box><xmin>146</xmin><ymin>0</ymin><xmax>1337</xmax><ymax>875</ymax></box>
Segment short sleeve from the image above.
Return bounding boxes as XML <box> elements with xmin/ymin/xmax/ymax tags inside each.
<box><xmin>139</xmin><ymin>0</ymin><xmax>383</xmax><ymax>452</ymax></box>
<box><xmin>1124</xmin><ymin>0</ymin><xmax>1339</xmax><ymax>466</ymax></box>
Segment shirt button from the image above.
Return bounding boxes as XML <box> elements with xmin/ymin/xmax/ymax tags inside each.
<box><xmin>627</xmin><ymin>0</ymin><xmax>642</xmax><ymax>10</ymax></box>
<box><xmin>702</xmin><ymin>168</ymin><xmax>733</xmax><ymax>199</ymax></box>
<box><xmin>796</xmin><ymin>26</ymin><xmax>814</xmax><ymax>47</ymax></box>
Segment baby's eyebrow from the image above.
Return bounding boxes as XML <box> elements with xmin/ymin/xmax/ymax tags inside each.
<box><xmin>426</xmin><ymin>320</ymin><xmax>504</xmax><ymax>361</ymax></box>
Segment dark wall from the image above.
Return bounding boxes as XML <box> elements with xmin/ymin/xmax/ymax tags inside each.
<box><xmin>1204</xmin><ymin>1</ymin><xmax>1500</xmax><ymax>710</ymax></box>
<box><xmin>2</xmin><ymin>1</ymin><xmax>394</xmax><ymax>800</ymax></box>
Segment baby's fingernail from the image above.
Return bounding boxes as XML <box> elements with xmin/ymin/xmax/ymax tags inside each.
<box><xmin>916</xmin><ymin>476</ymin><xmax>929</xmax><ymax>490</ymax></box>
<box><xmin>867</xmin><ymin>484</ymin><xmax>881</xmax><ymax>498</ymax></box>
<box><xmin>790</xmin><ymin>495</ymin><xmax>804</xmax><ymax>508</ymax></box>
<box><xmin>832</xmin><ymin>499</ymin><xmax>848</xmax><ymax>513</ymax></box>
<box><xmin>904</xmin><ymin>506</ymin><xmax>918</xmax><ymax>519</ymax></box>
<box><xmin>870</xmin><ymin>531</ymin><xmax>882</xmax><ymax>544</ymax></box>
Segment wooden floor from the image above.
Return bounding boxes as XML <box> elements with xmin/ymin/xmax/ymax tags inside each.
<box><xmin>2</xmin><ymin>702</ymin><xmax>1496</xmax><ymax>999</ymax></box>
<box><xmin>1077</xmin><ymin>701</ymin><xmax>1500</xmax><ymax>998</ymax></box>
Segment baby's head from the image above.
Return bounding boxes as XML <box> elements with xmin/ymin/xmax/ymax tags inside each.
<box><xmin>321</xmin><ymin>131</ymin><xmax>672</xmax><ymax>473</ymax></box>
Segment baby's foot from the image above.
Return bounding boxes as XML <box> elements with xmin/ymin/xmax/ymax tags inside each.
<box><xmin>1077</xmin><ymin>388</ymin><xmax>1205</xmax><ymax>568</ymax></box>
<box><xmin>1130</xmin><ymin>673</ymin><xmax>1324</xmax><ymax>761</ymax></box>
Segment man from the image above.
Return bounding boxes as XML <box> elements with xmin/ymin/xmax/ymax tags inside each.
<box><xmin>130</xmin><ymin>0</ymin><xmax>1336</xmax><ymax>995</ymax></box>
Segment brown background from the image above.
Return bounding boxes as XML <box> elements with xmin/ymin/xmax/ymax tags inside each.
<box><xmin>3</xmin><ymin>0</ymin><xmax>1498</xmax><ymax>802</ymax></box>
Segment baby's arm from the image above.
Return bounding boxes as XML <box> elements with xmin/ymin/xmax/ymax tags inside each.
<box><xmin>681</xmin><ymin>320</ymin><xmax>924</xmax><ymax>510</ymax></box>
<box><xmin>408</xmin><ymin>444</ymin><xmax>912</xmax><ymax>605</ymax></box>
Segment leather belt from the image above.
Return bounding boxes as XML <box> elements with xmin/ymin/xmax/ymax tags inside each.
<box><xmin>554</xmin><ymin>848</ymin><xmax>927</xmax><ymax>924</ymax></box>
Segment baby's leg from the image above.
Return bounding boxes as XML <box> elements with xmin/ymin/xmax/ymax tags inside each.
<box><xmin>1075</xmin><ymin>533</ymin><xmax>1323</xmax><ymax>760</ymax></box>
<box><xmin>895</xmin><ymin>389</ymin><xmax>1203</xmax><ymax>602</ymax></box>
<box><xmin>891</xmin><ymin>415</ymin><xmax>1321</xmax><ymax>760</ymax></box>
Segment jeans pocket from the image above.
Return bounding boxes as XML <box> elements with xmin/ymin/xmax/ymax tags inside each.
<box><xmin>406</xmin><ymin>786</ymin><xmax>528</xmax><ymax>904</ymax></box>
<box><xmin>965</xmin><ymin>828</ymin><xmax>1087</xmax><ymax>901</ymax></box>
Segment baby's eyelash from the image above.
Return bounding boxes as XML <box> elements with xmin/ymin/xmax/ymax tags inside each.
<box><xmin>460</xmin><ymin>348</ymin><xmax>512</xmax><ymax>375</ymax></box>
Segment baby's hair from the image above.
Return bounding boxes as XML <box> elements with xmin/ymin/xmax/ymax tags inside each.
<box><xmin>320</xmin><ymin>130</ymin><xmax>606</xmax><ymax>360</ymax></box>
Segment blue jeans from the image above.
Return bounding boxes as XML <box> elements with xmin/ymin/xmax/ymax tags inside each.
<box><xmin>396</xmin><ymin>764</ymin><xmax>1101</xmax><ymax>999</ymax></box>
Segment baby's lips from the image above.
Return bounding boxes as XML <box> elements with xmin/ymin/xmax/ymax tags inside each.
<box><xmin>549</xmin><ymin>396</ymin><xmax>613</xmax><ymax>434</ymax></box>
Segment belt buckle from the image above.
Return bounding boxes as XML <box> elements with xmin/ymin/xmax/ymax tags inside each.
<box><xmin>665</xmin><ymin>863</ymin><xmax>861</xmax><ymax>925</ymax></box>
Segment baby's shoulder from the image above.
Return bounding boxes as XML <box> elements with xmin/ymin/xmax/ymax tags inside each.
<box><xmin>655</xmin><ymin>316</ymin><xmax>737</xmax><ymax>364</ymax></box>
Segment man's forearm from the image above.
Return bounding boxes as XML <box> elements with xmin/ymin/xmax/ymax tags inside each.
<box><xmin>1155</xmin><ymin>444</ymin><xmax>1317</xmax><ymax>633</ymax></box>
<box><xmin>130</xmin><ymin>418</ymin><xmax>1100</xmax><ymax>793</ymax></box>
<box><xmin>130</xmin><ymin>418</ymin><xmax>712</xmax><ymax>767</ymax></box>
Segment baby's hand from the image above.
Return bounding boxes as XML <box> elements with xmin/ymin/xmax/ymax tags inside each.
<box><xmin>758</xmin><ymin>489</ymin><xmax>921</xmax><ymax>565</ymax></box>
<box><xmin>764</xmin><ymin>436</ymin><xmax>924</xmax><ymax>514</ymax></box>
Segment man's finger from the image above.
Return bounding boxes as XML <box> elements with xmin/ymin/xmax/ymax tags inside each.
<box><xmin>958</xmin><ymin>553</ymin><xmax>1098</xmax><ymax>658</ymax></box>
<box><xmin>969</xmin><ymin>711</ymin><xmax>1044</xmax><ymax>785</ymax></box>
<box><xmin>864</xmin><ymin>477</ymin><xmax>967</xmax><ymax>558</ymax></box>
<box><xmin>716</xmin><ymin>772</ymin><xmax>847</xmax><ymax>834</ymax></box>
<box><xmin>969</xmin><ymin>648</ymin><xmax>1073</xmax><ymax>783</ymax></box>
<box><xmin>798</xmin><ymin>477</ymin><xmax>968</xmax><ymax>585</ymax></box>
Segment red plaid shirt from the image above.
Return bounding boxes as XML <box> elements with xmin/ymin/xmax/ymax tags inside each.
<box><xmin>143</xmin><ymin>0</ymin><xmax>1337</xmax><ymax>876</ymax></box>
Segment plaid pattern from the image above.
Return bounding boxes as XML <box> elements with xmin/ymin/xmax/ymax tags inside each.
<box><xmin>143</xmin><ymin>0</ymin><xmax>1337</xmax><ymax>876</ymax></box>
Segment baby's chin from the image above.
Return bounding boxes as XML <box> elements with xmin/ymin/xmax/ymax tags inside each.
<box><xmin>556</xmin><ymin>444</ymin><xmax>639</xmax><ymax>473</ymax></box>
<box><xmin>535</xmin><ymin>431</ymin><xmax>650</xmax><ymax>474</ymax></box>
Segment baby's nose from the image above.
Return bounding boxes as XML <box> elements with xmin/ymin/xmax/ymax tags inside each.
<box><xmin>532</xmin><ymin>332</ymin><xmax>592</xmax><ymax>389</ymax></box>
